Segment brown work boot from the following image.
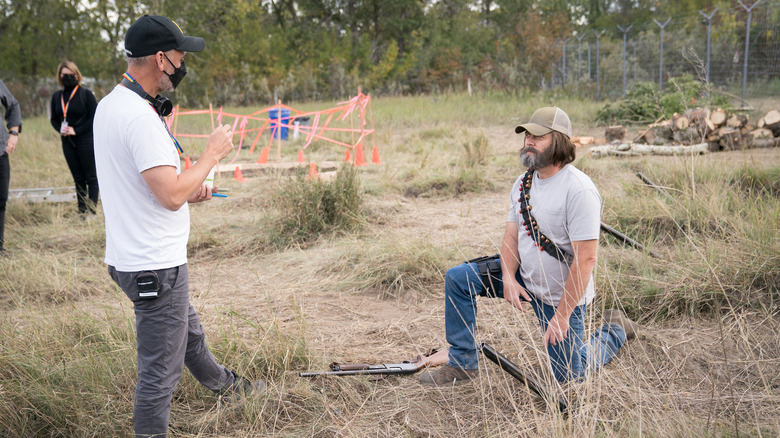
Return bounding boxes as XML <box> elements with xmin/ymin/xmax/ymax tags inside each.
<box><xmin>419</xmin><ymin>364</ymin><xmax>478</xmax><ymax>386</ymax></box>
<box><xmin>603</xmin><ymin>309</ymin><xmax>638</xmax><ymax>340</ymax></box>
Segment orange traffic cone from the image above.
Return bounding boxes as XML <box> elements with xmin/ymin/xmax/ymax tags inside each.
<box><xmin>234</xmin><ymin>166</ymin><xmax>245</xmax><ymax>183</ymax></box>
<box><xmin>184</xmin><ymin>156</ymin><xmax>192</xmax><ymax>170</ymax></box>
<box><xmin>297</xmin><ymin>149</ymin><xmax>305</xmax><ymax>163</ymax></box>
<box><xmin>344</xmin><ymin>149</ymin><xmax>351</xmax><ymax>162</ymax></box>
<box><xmin>308</xmin><ymin>163</ymin><xmax>319</xmax><ymax>180</ymax></box>
<box><xmin>256</xmin><ymin>147</ymin><xmax>269</xmax><ymax>164</ymax></box>
<box><xmin>371</xmin><ymin>146</ymin><xmax>381</xmax><ymax>165</ymax></box>
<box><xmin>354</xmin><ymin>143</ymin><xmax>367</xmax><ymax>166</ymax></box>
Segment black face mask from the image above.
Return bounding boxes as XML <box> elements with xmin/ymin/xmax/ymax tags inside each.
<box><xmin>163</xmin><ymin>54</ymin><xmax>187</xmax><ymax>90</ymax></box>
<box><xmin>61</xmin><ymin>74</ymin><xmax>78</xmax><ymax>88</ymax></box>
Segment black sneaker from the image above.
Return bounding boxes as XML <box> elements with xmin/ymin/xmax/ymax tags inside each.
<box><xmin>218</xmin><ymin>371</ymin><xmax>266</xmax><ymax>408</ymax></box>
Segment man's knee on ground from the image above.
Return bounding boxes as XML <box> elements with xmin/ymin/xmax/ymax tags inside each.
<box><xmin>444</xmin><ymin>263</ymin><xmax>473</xmax><ymax>288</ymax></box>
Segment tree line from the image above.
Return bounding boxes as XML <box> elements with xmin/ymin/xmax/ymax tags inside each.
<box><xmin>0</xmin><ymin>0</ymin><xmax>773</xmax><ymax>115</ymax></box>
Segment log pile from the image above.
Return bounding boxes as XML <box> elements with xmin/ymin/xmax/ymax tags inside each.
<box><xmin>589</xmin><ymin>142</ymin><xmax>710</xmax><ymax>159</ymax></box>
<box><xmin>633</xmin><ymin>108</ymin><xmax>780</xmax><ymax>151</ymax></box>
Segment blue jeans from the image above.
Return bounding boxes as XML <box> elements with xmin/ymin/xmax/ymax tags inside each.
<box><xmin>444</xmin><ymin>262</ymin><xmax>627</xmax><ymax>382</ymax></box>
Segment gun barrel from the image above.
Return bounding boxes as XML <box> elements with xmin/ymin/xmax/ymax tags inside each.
<box><xmin>636</xmin><ymin>172</ymin><xmax>672</xmax><ymax>200</ymax></box>
<box><xmin>480</xmin><ymin>343</ymin><xmax>569</xmax><ymax>413</ymax></box>
<box><xmin>299</xmin><ymin>362</ymin><xmax>420</xmax><ymax>378</ymax></box>
<box><xmin>600</xmin><ymin>222</ymin><xmax>660</xmax><ymax>259</ymax></box>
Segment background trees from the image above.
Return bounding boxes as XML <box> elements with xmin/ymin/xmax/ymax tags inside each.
<box><xmin>0</xmin><ymin>0</ymin><xmax>777</xmax><ymax>114</ymax></box>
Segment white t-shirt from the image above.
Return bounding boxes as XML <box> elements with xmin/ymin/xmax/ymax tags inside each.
<box><xmin>507</xmin><ymin>164</ymin><xmax>602</xmax><ymax>306</ymax></box>
<box><xmin>94</xmin><ymin>85</ymin><xmax>189</xmax><ymax>271</ymax></box>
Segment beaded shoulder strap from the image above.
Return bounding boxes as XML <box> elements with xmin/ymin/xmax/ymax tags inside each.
<box><xmin>518</xmin><ymin>170</ymin><xmax>574</xmax><ymax>265</ymax></box>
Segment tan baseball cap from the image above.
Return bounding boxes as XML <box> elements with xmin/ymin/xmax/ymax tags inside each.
<box><xmin>515</xmin><ymin>106</ymin><xmax>572</xmax><ymax>138</ymax></box>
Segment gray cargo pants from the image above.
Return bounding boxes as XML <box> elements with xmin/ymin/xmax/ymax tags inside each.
<box><xmin>109</xmin><ymin>264</ymin><xmax>236</xmax><ymax>438</ymax></box>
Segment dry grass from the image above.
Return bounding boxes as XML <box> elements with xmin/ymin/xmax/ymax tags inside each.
<box><xmin>1</xmin><ymin>94</ymin><xmax>779</xmax><ymax>437</ymax></box>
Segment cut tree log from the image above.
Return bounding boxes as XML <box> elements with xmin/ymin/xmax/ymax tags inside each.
<box><xmin>672</xmin><ymin>115</ymin><xmax>690</xmax><ymax>131</ymax></box>
<box><xmin>750</xmin><ymin>128</ymin><xmax>774</xmax><ymax>140</ymax></box>
<box><xmin>589</xmin><ymin>142</ymin><xmax>710</xmax><ymax>158</ymax></box>
<box><xmin>726</xmin><ymin>114</ymin><xmax>749</xmax><ymax>128</ymax></box>
<box><xmin>752</xmin><ymin>137</ymin><xmax>780</xmax><ymax>149</ymax></box>
<box><xmin>674</xmin><ymin>126</ymin><xmax>706</xmax><ymax>145</ymax></box>
<box><xmin>633</xmin><ymin>116</ymin><xmax>665</xmax><ymax>144</ymax></box>
<box><xmin>761</xmin><ymin>109</ymin><xmax>780</xmax><ymax>125</ymax></box>
<box><xmin>709</xmin><ymin>107</ymin><xmax>727</xmax><ymax>127</ymax></box>
<box><xmin>684</xmin><ymin>107</ymin><xmax>709</xmax><ymax>125</ymax></box>
<box><xmin>717</xmin><ymin>127</ymin><xmax>744</xmax><ymax>151</ymax></box>
<box><xmin>572</xmin><ymin>136</ymin><xmax>595</xmax><ymax>145</ymax></box>
<box><xmin>639</xmin><ymin>129</ymin><xmax>656</xmax><ymax>145</ymax></box>
<box><xmin>606</xmin><ymin>125</ymin><xmax>625</xmax><ymax>143</ymax></box>
<box><xmin>760</xmin><ymin>109</ymin><xmax>780</xmax><ymax>136</ymax></box>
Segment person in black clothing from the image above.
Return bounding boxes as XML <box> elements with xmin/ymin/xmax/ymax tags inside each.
<box><xmin>0</xmin><ymin>78</ymin><xmax>22</xmax><ymax>256</ymax></box>
<box><xmin>50</xmin><ymin>60</ymin><xmax>99</xmax><ymax>215</ymax></box>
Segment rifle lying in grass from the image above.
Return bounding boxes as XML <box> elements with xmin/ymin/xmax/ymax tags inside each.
<box><xmin>480</xmin><ymin>343</ymin><xmax>569</xmax><ymax>414</ymax></box>
<box><xmin>600</xmin><ymin>221</ymin><xmax>661</xmax><ymax>259</ymax></box>
<box><xmin>299</xmin><ymin>349</ymin><xmax>448</xmax><ymax>378</ymax></box>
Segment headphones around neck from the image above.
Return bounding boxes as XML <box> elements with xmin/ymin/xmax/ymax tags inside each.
<box><xmin>120</xmin><ymin>77</ymin><xmax>173</xmax><ymax>117</ymax></box>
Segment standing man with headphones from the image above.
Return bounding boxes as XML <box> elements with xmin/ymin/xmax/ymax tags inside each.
<box><xmin>94</xmin><ymin>15</ymin><xmax>264</xmax><ymax>437</ymax></box>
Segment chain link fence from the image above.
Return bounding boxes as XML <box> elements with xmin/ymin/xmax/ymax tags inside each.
<box><xmin>556</xmin><ymin>0</ymin><xmax>780</xmax><ymax>105</ymax></box>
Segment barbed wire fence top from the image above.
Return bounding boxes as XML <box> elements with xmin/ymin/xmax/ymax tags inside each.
<box><xmin>556</xmin><ymin>0</ymin><xmax>780</xmax><ymax>105</ymax></box>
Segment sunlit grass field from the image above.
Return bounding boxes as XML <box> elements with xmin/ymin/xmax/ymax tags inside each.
<box><xmin>1</xmin><ymin>93</ymin><xmax>778</xmax><ymax>437</ymax></box>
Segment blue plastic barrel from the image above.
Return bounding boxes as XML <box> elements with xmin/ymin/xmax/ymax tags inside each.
<box><xmin>268</xmin><ymin>109</ymin><xmax>290</xmax><ymax>140</ymax></box>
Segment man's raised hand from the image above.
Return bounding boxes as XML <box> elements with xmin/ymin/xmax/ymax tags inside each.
<box><xmin>204</xmin><ymin>124</ymin><xmax>234</xmax><ymax>162</ymax></box>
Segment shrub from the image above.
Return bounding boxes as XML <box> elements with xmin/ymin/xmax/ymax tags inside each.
<box><xmin>596</xmin><ymin>74</ymin><xmax>729</xmax><ymax>124</ymax></box>
<box><xmin>268</xmin><ymin>164</ymin><xmax>363</xmax><ymax>248</ymax></box>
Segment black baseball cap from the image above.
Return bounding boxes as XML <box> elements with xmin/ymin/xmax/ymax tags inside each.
<box><xmin>124</xmin><ymin>15</ymin><xmax>205</xmax><ymax>58</ymax></box>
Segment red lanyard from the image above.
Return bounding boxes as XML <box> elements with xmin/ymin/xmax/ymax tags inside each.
<box><xmin>61</xmin><ymin>85</ymin><xmax>80</xmax><ymax>119</ymax></box>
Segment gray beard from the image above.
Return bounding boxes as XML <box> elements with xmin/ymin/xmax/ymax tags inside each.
<box><xmin>521</xmin><ymin>146</ymin><xmax>553</xmax><ymax>169</ymax></box>
<box><xmin>159</xmin><ymin>74</ymin><xmax>174</xmax><ymax>93</ymax></box>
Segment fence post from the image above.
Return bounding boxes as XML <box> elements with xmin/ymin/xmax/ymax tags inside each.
<box><xmin>577</xmin><ymin>34</ymin><xmax>586</xmax><ymax>81</ymax></box>
<box><xmin>587</xmin><ymin>43</ymin><xmax>591</xmax><ymax>81</ymax></box>
<box><xmin>698</xmin><ymin>8</ymin><xmax>718</xmax><ymax>88</ymax></box>
<box><xmin>594</xmin><ymin>30</ymin><xmax>605</xmax><ymax>101</ymax></box>
<box><xmin>617</xmin><ymin>24</ymin><xmax>633</xmax><ymax>97</ymax></box>
<box><xmin>737</xmin><ymin>0</ymin><xmax>761</xmax><ymax>107</ymax></box>
<box><xmin>561</xmin><ymin>38</ymin><xmax>570</xmax><ymax>87</ymax></box>
<box><xmin>653</xmin><ymin>18</ymin><xmax>671</xmax><ymax>91</ymax></box>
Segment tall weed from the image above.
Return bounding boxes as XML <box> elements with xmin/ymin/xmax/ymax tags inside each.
<box><xmin>267</xmin><ymin>164</ymin><xmax>363</xmax><ymax>248</ymax></box>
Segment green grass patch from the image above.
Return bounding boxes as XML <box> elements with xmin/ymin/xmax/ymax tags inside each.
<box><xmin>266</xmin><ymin>164</ymin><xmax>363</xmax><ymax>249</ymax></box>
<box><xmin>323</xmin><ymin>236</ymin><xmax>454</xmax><ymax>298</ymax></box>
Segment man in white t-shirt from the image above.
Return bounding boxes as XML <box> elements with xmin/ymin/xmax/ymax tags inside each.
<box><xmin>420</xmin><ymin>107</ymin><xmax>637</xmax><ymax>386</ymax></box>
<box><xmin>94</xmin><ymin>15</ymin><xmax>264</xmax><ymax>437</ymax></box>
